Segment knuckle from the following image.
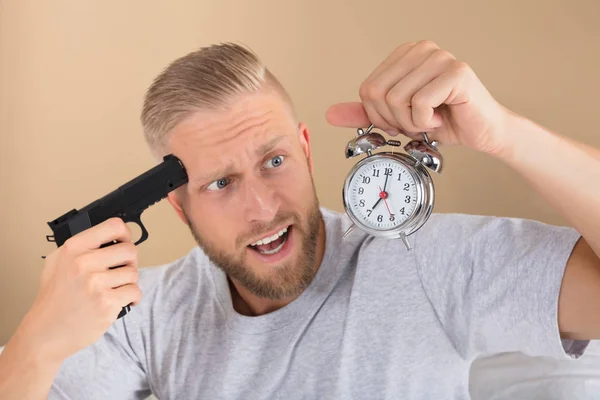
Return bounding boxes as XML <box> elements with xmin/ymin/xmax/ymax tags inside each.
<box><xmin>359</xmin><ymin>81</ymin><xmax>385</xmax><ymax>101</ymax></box>
<box><xmin>124</xmin><ymin>242</ymin><xmax>139</xmax><ymax>262</ymax></box>
<box><xmin>85</xmin><ymin>273</ymin><xmax>102</xmax><ymax>294</ymax></box>
<box><xmin>453</xmin><ymin>60</ymin><xmax>472</xmax><ymax>75</ymax></box>
<box><xmin>385</xmin><ymin>89</ymin><xmax>405</xmax><ymax>108</ymax></box>
<box><xmin>112</xmin><ymin>218</ymin><xmax>129</xmax><ymax>236</ymax></box>
<box><xmin>358</xmin><ymin>81</ymin><xmax>370</xmax><ymax>100</ymax></box>
<box><xmin>411</xmin><ymin>92</ymin><xmax>430</xmax><ymax>109</ymax></box>
<box><xmin>127</xmin><ymin>266</ymin><xmax>140</xmax><ymax>282</ymax></box>
<box><xmin>61</xmin><ymin>237</ymin><xmax>77</xmax><ymax>255</ymax></box>
<box><xmin>395</xmin><ymin>42</ymin><xmax>415</xmax><ymax>53</ymax></box>
<box><xmin>417</xmin><ymin>39</ymin><xmax>439</xmax><ymax>50</ymax></box>
<box><xmin>431</xmin><ymin>48</ymin><xmax>454</xmax><ymax>63</ymax></box>
<box><xmin>72</xmin><ymin>254</ymin><xmax>89</xmax><ymax>276</ymax></box>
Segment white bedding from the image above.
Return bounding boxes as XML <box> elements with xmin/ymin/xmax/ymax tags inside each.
<box><xmin>469</xmin><ymin>340</ymin><xmax>600</xmax><ymax>399</ymax></box>
<box><xmin>2</xmin><ymin>342</ymin><xmax>600</xmax><ymax>398</ymax></box>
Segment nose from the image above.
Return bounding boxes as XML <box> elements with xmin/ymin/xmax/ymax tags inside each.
<box><xmin>241</xmin><ymin>174</ymin><xmax>280</xmax><ymax>224</ymax></box>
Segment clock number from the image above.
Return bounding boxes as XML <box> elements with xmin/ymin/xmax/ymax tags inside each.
<box><xmin>405</xmin><ymin>195</ymin><xmax>411</xmax><ymax>203</ymax></box>
<box><xmin>403</xmin><ymin>183</ymin><xmax>410</xmax><ymax>191</ymax></box>
<box><xmin>384</xmin><ymin>168</ymin><xmax>393</xmax><ymax>176</ymax></box>
<box><xmin>362</xmin><ymin>176</ymin><xmax>371</xmax><ymax>184</ymax></box>
<box><xmin>399</xmin><ymin>207</ymin><xmax>405</xmax><ymax>215</ymax></box>
<box><xmin>372</xmin><ymin>169</ymin><xmax>380</xmax><ymax>177</ymax></box>
<box><xmin>359</xmin><ymin>199</ymin><xmax>365</xmax><ymax>207</ymax></box>
<box><xmin>397</xmin><ymin>173</ymin><xmax>402</xmax><ymax>181</ymax></box>
<box><xmin>377</xmin><ymin>215</ymin><xmax>383</xmax><ymax>222</ymax></box>
<box><xmin>389</xmin><ymin>214</ymin><xmax>395</xmax><ymax>222</ymax></box>
<box><xmin>358</xmin><ymin>187</ymin><xmax>364</xmax><ymax>195</ymax></box>
<box><xmin>367</xmin><ymin>209</ymin><xmax>373</xmax><ymax>217</ymax></box>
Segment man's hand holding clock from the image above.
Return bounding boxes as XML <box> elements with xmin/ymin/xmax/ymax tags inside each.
<box><xmin>325</xmin><ymin>40</ymin><xmax>514</xmax><ymax>159</ymax></box>
<box><xmin>328</xmin><ymin>40</ymin><xmax>522</xmax><ymax>249</ymax></box>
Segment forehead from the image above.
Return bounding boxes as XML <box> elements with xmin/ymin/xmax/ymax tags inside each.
<box><xmin>167</xmin><ymin>91</ymin><xmax>297</xmax><ymax>181</ymax></box>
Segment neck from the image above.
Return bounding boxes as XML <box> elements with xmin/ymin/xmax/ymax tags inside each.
<box><xmin>229</xmin><ymin>216</ymin><xmax>326</xmax><ymax>316</ymax></box>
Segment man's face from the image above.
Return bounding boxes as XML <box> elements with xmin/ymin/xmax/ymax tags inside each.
<box><xmin>166</xmin><ymin>89</ymin><xmax>323</xmax><ymax>300</ymax></box>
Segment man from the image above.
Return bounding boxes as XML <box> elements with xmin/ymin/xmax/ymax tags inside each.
<box><xmin>0</xmin><ymin>40</ymin><xmax>599</xmax><ymax>399</ymax></box>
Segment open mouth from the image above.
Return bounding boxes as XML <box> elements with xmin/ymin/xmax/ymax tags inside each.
<box><xmin>248</xmin><ymin>225</ymin><xmax>291</xmax><ymax>255</ymax></box>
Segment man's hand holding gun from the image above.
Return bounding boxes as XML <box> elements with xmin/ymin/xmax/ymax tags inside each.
<box><xmin>0</xmin><ymin>154</ymin><xmax>188</xmax><ymax>400</ymax></box>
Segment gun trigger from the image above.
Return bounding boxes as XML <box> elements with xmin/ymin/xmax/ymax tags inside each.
<box><xmin>46</xmin><ymin>235</ymin><xmax>55</xmax><ymax>243</ymax></box>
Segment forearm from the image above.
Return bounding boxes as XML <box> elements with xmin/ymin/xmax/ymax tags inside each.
<box><xmin>0</xmin><ymin>316</ymin><xmax>63</xmax><ymax>400</ymax></box>
<box><xmin>496</xmin><ymin>111</ymin><xmax>600</xmax><ymax>257</ymax></box>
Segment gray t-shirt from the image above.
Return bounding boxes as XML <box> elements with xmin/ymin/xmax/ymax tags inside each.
<box><xmin>49</xmin><ymin>208</ymin><xmax>589</xmax><ymax>399</ymax></box>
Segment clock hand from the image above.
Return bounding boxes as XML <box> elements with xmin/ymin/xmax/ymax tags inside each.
<box><xmin>371</xmin><ymin>197</ymin><xmax>382</xmax><ymax>210</ymax></box>
<box><xmin>382</xmin><ymin>196</ymin><xmax>393</xmax><ymax>217</ymax></box>
<box><xmin>372</xmin><ymin>182</ymin><xmax>389</xmax><ymax>210</ymax></box>
<box><xmin>379</xmin><ymin>186</ymin><xmax>393</xmax><ymax>217</ymax></box>
<box><xmin>382</xmin><ymin>173</ymin><xmax>389</xmax><ymax>193</ymax></box>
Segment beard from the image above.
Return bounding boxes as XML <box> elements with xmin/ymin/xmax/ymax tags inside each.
<box><xmin>182</xmin><ymin>190</ymin><xmax>323</xmax><ymax>301</ymax></box>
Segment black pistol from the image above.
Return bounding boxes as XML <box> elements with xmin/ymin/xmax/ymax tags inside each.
<box><xmin>45</xmin><ymin>154</ymin><xmax>188</xmax><ymax>319</ymax></box>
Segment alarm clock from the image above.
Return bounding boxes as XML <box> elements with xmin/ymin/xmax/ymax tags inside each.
<box><xmin>341</xmin><ymin>124</ymin><xmax>443</xmax><ymax>251</ymax></box>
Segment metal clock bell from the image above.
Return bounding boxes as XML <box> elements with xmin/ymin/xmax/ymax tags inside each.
<box><xmin>341</xmin><ymin>124</ymin><xmax>443</xmax><ymax>251</ymax></box>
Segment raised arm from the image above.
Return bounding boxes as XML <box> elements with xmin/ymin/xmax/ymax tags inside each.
<box><xmin>325</xmin><ymin>40</ymin><xmax>600</xmax><ymax>340</ymax></box>
<box><xmin>495</xmin><ymin>112</ymin><xmax>600</xmax><ymax>340</ymax></box>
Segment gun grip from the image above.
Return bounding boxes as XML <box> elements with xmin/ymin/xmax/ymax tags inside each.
<box><xmin>108</xmin><ymin>213</ymin><xmax>147</xmax><ymax>319</ymax></box>
<box><xmin>101</xmin><ymin>239</ymin><xmax>134</xmax><ymax>320</ymax></box>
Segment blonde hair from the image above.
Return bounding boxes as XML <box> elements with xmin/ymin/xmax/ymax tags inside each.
<box><xmin>141</xmin><ymin>42</ymin><xmax>295</xmax><ymax>160</ymax></box>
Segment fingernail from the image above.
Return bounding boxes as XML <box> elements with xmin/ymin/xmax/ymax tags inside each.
<box><xmin>385</xmin><ymin>129</ymin><xmax>400</xmax><ymax>136</ymax></box>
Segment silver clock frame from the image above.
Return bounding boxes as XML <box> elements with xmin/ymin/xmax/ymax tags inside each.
<box><xmin>342</xmin><ymin>152</ymin><xmax>434</xmax><ymax>250</ymax></box>
<box><xmin>340</xmin><ymin>124</ymin><xmax>442</xmax><ymax>251</ymax></box>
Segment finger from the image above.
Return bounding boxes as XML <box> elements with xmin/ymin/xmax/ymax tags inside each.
<box><xmin>325</xmin><ymin>101</ymin><xmax>408</xmax><ymax>135</ymax></box>
<box><xmin>325</xmin><ymin>102</ymin><xmax>370</xmax><ymax>128</ymax></box>
<box><xmin>364</xmin><ymin>41</ymin><xmax>439</xmax><ymax>88</ymax></box>
<box><xmin>359</xmin><ymin>41</ymin><xmax>441</xmax><ymax>133</ymax></box>
<box><xmin>325</xmin><ymin>102</ymin><xmax>411</xmax><ymax>137</ymax></box>
<box><xmin>76</xmin><ymin>241</ymin><xmax>138</xmax><ymax>272</ymax></box>
<box><xmin>95</xmin><ymin>265</ymin><xmax>139</xmax><ymax>290</ymax></box>
<box><xmin>362</xmin><ymin>101</ymin><xmax>400</xmax><ymax>134</ymax></box>
<box><xmin>65</xmin><ymin>217</ymin><xmax>133</xmax><ymax>251</ymax></box>
<box><xmin>363</xmin><ymin>42</ymin><xmax>415</xmax><ymax>83</ymax></box>
<box><xmin>386</xmin><ymin>49</ymin><xmax>455</xmax><ymax>132</ymax></box>
<box><xmin>410</xmin><ymin>65</ymin><xmax>470</xmax><ymax>131</ymax></box>
<box><xmin>111</xmin><ymin>283</ymin><xmax>142</xmax><ymax>307</ymax></box>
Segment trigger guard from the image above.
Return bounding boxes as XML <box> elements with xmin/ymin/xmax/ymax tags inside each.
<box><xmin>127</xmin><ymin>217</ymin><xmax>149</xmax><ymax>246</ymax></box>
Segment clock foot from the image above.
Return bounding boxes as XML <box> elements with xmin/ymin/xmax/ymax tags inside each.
<box><xmin>343</xmin><ymin>224</ymin><xmax>356</xmax><ymax>239</ymax></box>
<box><xmin>399</xmin><ymin>232</ymin><xmax>412</xmax><ymax>251</ymax></box>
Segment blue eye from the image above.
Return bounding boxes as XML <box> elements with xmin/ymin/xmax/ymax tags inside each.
<box><xmin>207</xmin><ymin>178</ymin><xmax>229</xmax><ymax>191</ymax></box>
<box><xmin>266</xmin><ymin>155</ymin><xmax>285</xmax><ymax>168</ymax></box>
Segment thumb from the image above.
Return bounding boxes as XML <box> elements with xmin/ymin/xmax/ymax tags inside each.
<box><xmin>325</xmin><ymin>102</ymin><xmax>370</xmax><ymax>128</ymax></box>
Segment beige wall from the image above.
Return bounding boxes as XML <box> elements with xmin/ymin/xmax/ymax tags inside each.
<box><xmin>1</xmin><ymin>0</ymin><xmax>599</xmax><ymax>344</ymax></box>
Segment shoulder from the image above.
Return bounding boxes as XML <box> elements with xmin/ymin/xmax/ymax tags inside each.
<box><xmin>411</xmin><ymin>212</ymin><xmax>581</xmax><ymax>274</ymax></box>
<box><xmin>129</xmin><ymin>246</ymin><xmax>215</xmax><ymax>319</ymax></box>
<box><xmin>415</xmin><ymin>212</ymin><xmax>577</xmax><ymax>245</ymax></box>
<box><xmin>138</xmin><ymin>247</ymin><xmax>204</xmax><ymax>291</ymax></box>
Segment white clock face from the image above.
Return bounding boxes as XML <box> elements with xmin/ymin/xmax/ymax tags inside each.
<box><xmin>346</xmin><ymin>158</ymin><xmax>419</xmax><ymax>231</ymax></box>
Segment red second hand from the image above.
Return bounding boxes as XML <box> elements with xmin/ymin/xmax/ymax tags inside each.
<box><xmin>378</xmin><ymin>186</ymin><xmax>393</xmax><ymax>216</ymax></box>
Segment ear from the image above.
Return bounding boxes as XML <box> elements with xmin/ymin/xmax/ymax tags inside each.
<box><xmin>297</xmin><ymin>122</ymin><xmax>314</xmax><ymax>173</ymax></box>
<box><xmin>167</xmin><ymin>190</ymin><xmax>189</xmax><ymax>225</ymax></box>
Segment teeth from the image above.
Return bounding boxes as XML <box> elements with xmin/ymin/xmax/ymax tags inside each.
<box><xmin>259</xmin><ymin>237</ymin><xmax>287</xmax><ymax>255</ymax></box>
<box><xmin>250</xmin><ymin>227</ymin><xmax>288</xmax><ymax>247</ymax></box>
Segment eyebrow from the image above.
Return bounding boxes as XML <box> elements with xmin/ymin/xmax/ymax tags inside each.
<box><xmin>255</xmin><ymin>134</ymin><xmax>287</xmax><ymax>157</ymax></box>
<box><xmin>192</xmin><ymin>134</ymin><xmax>288</xmax><ymax>187</ymax></box>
